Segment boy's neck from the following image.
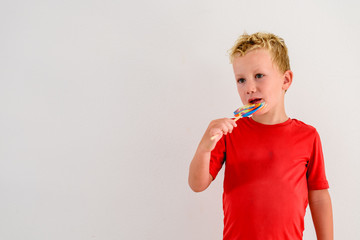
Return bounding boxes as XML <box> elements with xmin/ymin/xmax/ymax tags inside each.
<box><xmin>251</xmin><ymin>110</ymin><xmax>289</xmax><ymax>125</ymax></box>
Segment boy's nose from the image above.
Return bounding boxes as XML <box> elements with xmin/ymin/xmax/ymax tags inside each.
<box><xmin>246</xmin><ymin>82</ymin><xmax>256</xmax><ymax>94</ymax></box>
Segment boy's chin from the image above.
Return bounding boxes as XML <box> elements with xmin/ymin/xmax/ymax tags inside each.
<box><xmin>252</xmin><ymin>112</ymin><xmax>265</xmax><ymax>117</ymax></box>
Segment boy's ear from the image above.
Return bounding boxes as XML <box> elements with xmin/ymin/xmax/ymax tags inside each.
<box><xmin>282</xmin><ymin>70</ymin><xmax>293</xmax><ymax>91</ymax></box>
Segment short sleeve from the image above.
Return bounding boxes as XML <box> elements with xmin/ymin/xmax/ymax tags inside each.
<box><xmin>306</xmin><ymin>130</ymin><xmax>329</xmax><ymax>190</ymax></box>
<box><xmin>209</xmin><ymin>136</ymin><xmax>226</xmax><ymax>180</ymax></box>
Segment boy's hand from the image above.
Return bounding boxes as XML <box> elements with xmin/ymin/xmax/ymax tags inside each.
<box><xmin>199</xmin><ymin>118</ymin><xmax>237</xmax><ymax>152</ymax></box>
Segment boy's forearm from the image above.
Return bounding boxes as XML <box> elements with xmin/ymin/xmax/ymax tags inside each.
<box><xmin>188</xmin><ymin>147</ymin><xmax>212</xmax><ymax>192</ymax></box>
<box><xmin>308</xmin><ymin>189</ymin><xmax>334</xmax><ymax>240</ymax></box>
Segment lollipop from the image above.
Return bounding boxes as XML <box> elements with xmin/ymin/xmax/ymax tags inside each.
<box><xmin>210</xmin><ymin>102</ymin><xmax>266</xmax><ymax>140</ymax></box>
<box><xmin>233</xmin><ymin>101</ymin><xmax>266</xmax><ymax>120</ymax></box>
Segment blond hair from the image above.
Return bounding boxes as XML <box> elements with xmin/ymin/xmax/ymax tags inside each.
<box><xmin>228</xmin><ymin>32</ymin><xmax>290</xmax><ymax>73</ymax></box>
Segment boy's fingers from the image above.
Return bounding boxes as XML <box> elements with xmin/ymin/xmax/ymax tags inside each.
<box><xmin>209</xmin><ymin>118</ymin><xmax>237</xmax><ymax>137</ymax></box>
<box><xmin>225</xmin><ymin>121</ymin><xmax>234</xmax><ymax>133</ymax></box>
<box><xmin>229</xmin><ymin>120</ymin><xmax>237</xmax><ymax>132</ymax></box>
<box><xmin>222</xmin><ymin>125</ymin><xmax>229</xmax><ymax>135</ymax></box>
<box><xmin>231</xmin><ymin>119</ymin><xmax>238</xmax><ymax>127</ymax></box>
<box><xmin>210</xmin><ymin>128</ymin><xmax>223</xmax><ymax>137</ymax></box>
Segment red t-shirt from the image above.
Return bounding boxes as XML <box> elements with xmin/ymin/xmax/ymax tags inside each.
<box><xmin>209</xmin><ymin>117</ymin><xmax>329</xmax><ymax>240</ymax></box>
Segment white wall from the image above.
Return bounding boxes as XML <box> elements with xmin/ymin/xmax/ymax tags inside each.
<box><xmin>1</xmin><ymin>0</ymin><xmax>359</xmax><ymax>239</ymax></box>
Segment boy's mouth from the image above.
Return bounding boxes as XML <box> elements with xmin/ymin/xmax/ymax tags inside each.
<box><xmin>248</xmin><ymin>98</ymin><xmax>263</xmax><ymax>104</ymax></box>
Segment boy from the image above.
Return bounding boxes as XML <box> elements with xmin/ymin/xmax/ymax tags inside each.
<box><xmin>188</xmin><ymin>32</ymin><xmax>333</xmax><ymax>240</ymax></box>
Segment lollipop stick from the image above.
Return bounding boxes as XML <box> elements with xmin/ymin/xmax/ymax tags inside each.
<box><xmin>210</xmin><ymin>134</ymin><xmax>218</xmax><ymax>141</ymax></box>
<box><xmin>234</xmin><ymin>116</ymin><xmax>241</xmax><ymax>122</ymax></box>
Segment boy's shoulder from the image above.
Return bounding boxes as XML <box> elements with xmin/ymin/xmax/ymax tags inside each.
<box><xmin>291</xmin><ymin>118</ymin><xmax>318</xmax><ymax>134</ymax></box>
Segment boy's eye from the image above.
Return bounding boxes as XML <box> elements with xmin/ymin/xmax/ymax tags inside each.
<box><xmin>255</xmin><ymin>74</ymin><xmax>264</xmax><ymax>79</ymax></box>
<box><xmin>237</xmin><ymin>78</ymin><xmax>245</xmax><ymax>83</ymax></box>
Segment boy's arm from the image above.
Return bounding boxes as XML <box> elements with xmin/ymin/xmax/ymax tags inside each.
<box><xmin>308</xmin><ymin>189</ymin><xmax>334</xmax><ymax>240</ymax></box>
<box><xmin>188</xmin><ymin>118</ymin><xmax>237</xmax><ymax>192</ymax></box>
<box><xmin>188</xmin><ymin>148</ymin><xmax>213</xmax><ymax>192</ymax></box>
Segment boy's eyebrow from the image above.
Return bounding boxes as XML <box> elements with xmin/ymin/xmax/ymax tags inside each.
<box><xmin>234</xmin><ymin>74</ymin><xmax>245</xmax><ymax>79</ymax></box>
<box><xmin>235</xmin><ymin>67</ymin><xmax>265</xmax><ymax>77</ymax></box>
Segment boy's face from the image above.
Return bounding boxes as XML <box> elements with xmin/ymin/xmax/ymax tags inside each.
<box><xmin>232</xmin><ymin>48</ymin><xmax>292</xmax><ymax>117</ymax></box>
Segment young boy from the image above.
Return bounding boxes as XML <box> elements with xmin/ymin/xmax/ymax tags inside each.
<box><xmin>188</xmin><ymin>32</ymin><xmax>333</xmax><ymax>240</ymax></box>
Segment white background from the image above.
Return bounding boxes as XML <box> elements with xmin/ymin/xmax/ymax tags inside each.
<box><xmin>1</xmin><ymin>0</ymin><xmax>359</xmax><ymax>239</ymax></box>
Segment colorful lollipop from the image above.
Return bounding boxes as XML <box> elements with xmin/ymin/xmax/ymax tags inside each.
<box><xmin>210</xmin><ymin>102</ymin><xmax>266</xmax><ymax>140</ymax></box>
<box><xmin>233</xmin><ymin>101</ymin><xmax>266</xmax><ymax>120</ymax></box>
